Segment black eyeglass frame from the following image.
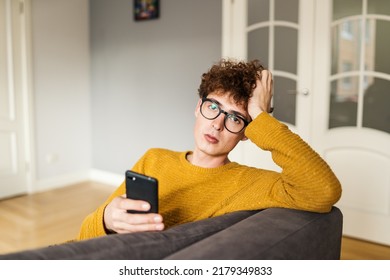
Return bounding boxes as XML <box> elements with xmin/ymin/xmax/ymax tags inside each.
<box><xmin>200</xmin><ymin>97</ymin><xmax>250</xmax><ymax>134</ymax></box>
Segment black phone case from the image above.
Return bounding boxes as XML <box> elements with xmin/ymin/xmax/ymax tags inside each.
<box><xmin>125</xmin><ymin>170</ymin><xmax>158</xmax><ymax>214</ymax></box>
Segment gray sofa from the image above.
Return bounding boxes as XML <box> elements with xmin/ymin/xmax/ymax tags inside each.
<box><xmin>0</xmin><ymin>207</ymin><xmax>343</xmax><ymax>260</ymax></box>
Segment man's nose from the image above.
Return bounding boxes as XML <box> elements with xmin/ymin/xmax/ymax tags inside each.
<box><xmin>211</xmin><ymin>113</ymin><xmax>225</xmax><ymax>131</ymax></box>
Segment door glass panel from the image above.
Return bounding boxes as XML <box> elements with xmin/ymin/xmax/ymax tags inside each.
<box><xmin>274</xmin><ymin>26</ymin><xmax>297</xmax><ymax>74</ymax></box>
<box><xmin>331</xmin><ymin>19</ymin><xmax>361</xmax><ymax>75</ymax></box>
<box><xmin>363</xmin><ymin>78</ymin><xmax>390</xmax><ymax>133</ymax></box>
<box><xmin>329</xmin><ymin>78</ymin><xmax>358</xmax><ymax>128</ymax></box>
<box><xmin>248</xmin><ymin>0</ymin><xmax>269</xmax><ymax>25</ymax></box>
<box><xmin>367</xmin><ymin>0</ymin><xmax>390</xmax><ymax>16</ymax></box>
<box><xmin>247</xmin><ymin>0</ymin><xmax>299</xmax><ymax>127</ymax></box>
<box><xmin>275</xmin><ymin>0</ymin><xmax>299</xmax><ymax>23</ymax></box>
<box><xmin>369</xmin><ymin>20</ymin><xmax>390</xmax><ymax>74</ymax></box>
<box><xmin>248</xmin><ymin>28</ymin><xmax>269</xmax><ymax>66</ymax></box>
<box><xmin>333</xmin><ymin>0</ymin><xmax>362</xmax><ymax>20</ymax></box>
<box><xmin>331</xmin><ymin>0</ymin><xmax>390</xmax><ymax>133</ymax></box>
<box><xmin>273</xmin><ymin>77</ymin><xmax>296</xmax><ymax>125</ymax></box>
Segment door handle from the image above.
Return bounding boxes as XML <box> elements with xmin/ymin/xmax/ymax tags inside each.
<box><xmin>287</xmin><ymin>88</ymin><xmax>310</xmax><ymax>96</ymax></box>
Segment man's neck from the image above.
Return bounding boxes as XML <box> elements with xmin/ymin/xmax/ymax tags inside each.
<box><xmin>187</xmin><ymin>151</ymin><xmax>230</xmax><ymax>168</ymax></box>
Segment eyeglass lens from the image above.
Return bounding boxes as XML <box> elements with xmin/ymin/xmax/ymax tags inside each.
<box><xmin>200</xmin><ymin>99</ymin><xmax>245</xmax><ymax>133</ymax></box>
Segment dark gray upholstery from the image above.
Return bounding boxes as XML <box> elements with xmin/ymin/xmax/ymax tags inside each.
<box><xmin>166</xmin><ymin>207</ymin><xmax>343</xmax><ymax>260</ymax></box>
<box><xmin>0</xmin><ymin>207</ymin><xmax>342</xmax><ymax>260</ymax></box>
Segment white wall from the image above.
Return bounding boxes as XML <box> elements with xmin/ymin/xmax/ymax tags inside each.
<box><xmin>31</xmin><ymin>0</ymin><xmax>91</xmax><ymax>189</ymax></box>
<box><xmin>29</xmin><ymin>0</ymin><xmax>222</xmax><ymax>190</ymax></box>
<box><xmin>90</xmin><ymin>0</ymin><xmax>222</xmax><ymax>177</ymax></box>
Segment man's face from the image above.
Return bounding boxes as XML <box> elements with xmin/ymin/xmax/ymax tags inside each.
<box><xmin>193</xmin><ymin>92</ymin><xmax>249</xmax><ymax>160</ymax></box>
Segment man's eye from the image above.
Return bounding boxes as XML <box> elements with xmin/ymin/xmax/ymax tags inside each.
<box><xmin>228</xmin><ymin>114</ymin><xmax>242</xmax><ymax>124</ymax></box>
<box><xmin>209</xmin><ymin>103</ymin><xmax>218</xmax><ymax>111</ymax></box>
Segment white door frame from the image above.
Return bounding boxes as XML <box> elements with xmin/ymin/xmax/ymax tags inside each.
<box><xmin>20</xmin><ymin>0</ymin><xmax>35</xmax><ymax>194</ymax></box>
<box><xmin>0</xmin><ymin>0</ymin><xmax>34</xmax><ymax>197</ymax></box>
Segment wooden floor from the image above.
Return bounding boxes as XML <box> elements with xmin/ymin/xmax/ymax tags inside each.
<box><xmin>0</xmin><ymin>181</ymin><xmax>390</xmax><ymax>259</ymax></box>
<box><xmin>0</xmin><ymin>181</ymin><xmax>115</xmax><ymax>254</ymax></box>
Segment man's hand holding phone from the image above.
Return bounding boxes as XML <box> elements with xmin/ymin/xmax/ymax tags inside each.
<box><xmin>103</xmin><ymin>195</ymin><xmax>164</xmax><ymax>234</ymax></box>
<box><xmin>103</xmin><ymin>170</ymin><xmax>162</xmax><ymax>234</ymax></box>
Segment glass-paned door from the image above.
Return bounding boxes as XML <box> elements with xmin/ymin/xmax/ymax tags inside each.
<box><xmin>225</xmin><ymin>0</ymin><xmax>390</xmax><ymax>245</ymax></box>
<box><xmin>313</xmin><ymin>0</ymin><xmax>390</xmax><ymax>245</ymax></box>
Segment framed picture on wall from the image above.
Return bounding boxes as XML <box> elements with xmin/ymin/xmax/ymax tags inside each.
<box><xmin>134</xmin><ymin>0</ymin><xmax>160</xmax><ymax>21</ymax></box>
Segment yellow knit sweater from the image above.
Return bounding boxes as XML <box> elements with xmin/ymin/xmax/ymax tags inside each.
<box><xmin>77</xmin><ymin>113</ymin><xmax>341</xmax><ymax>240</ymax></box>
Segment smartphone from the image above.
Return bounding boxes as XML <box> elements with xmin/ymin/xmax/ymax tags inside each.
<box><xmin>125</xmin><ymin>170</ymin><xmax>158</xmax><ymax>214</ymax></box>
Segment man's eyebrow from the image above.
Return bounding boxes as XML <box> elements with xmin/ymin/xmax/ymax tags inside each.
<box><xmin>209</xmin><ymin>98</ymin><xmax>222</xmax><ymax>106</ymax></box>
<box><xmin>209</xmin><ymin>98</ymin><xmax>247</xmax><ymax>119</ymax></box>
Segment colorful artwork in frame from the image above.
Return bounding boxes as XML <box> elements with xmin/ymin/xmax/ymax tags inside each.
<box><xmin>134</xmin><ymin>0</ymin><xmax>160</xmax><ymax>21</ymax></box>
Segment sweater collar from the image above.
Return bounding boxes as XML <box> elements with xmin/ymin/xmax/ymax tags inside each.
<box><xmin>180</xmin><ymin>151</ymin><xmax>239</xmax><ymax>174</ymax></box>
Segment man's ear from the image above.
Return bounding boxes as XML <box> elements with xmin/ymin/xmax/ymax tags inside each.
<box><xmin>194</xmin><ymin>98</ymin><xmax>202</xmax><ymax>117</ymax></box>
<box><xmin>240</xmin><ymin>135</ymin><xmax>248</xmax><ymax>141</ymax></box>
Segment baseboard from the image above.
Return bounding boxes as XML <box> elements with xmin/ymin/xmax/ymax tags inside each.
<box><xmin>32</xmin><ymin>169</ymin><xmax>123</xmax><ymax>193</ymax></box>
<box><xmin>34</xmin><ymin>170</ymin><xmax>91</xmax><ymax>193</ymax></box>
<box><xmin>89</xmin><ymin>169</ymin><xmax>123</xmax><ymax>187</ymax></box>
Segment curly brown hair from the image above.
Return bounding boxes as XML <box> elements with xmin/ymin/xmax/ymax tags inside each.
<box><xmin>198</xmin><ymin>59</ymin><xmax>265</xmax><ymax>109</ymax></box>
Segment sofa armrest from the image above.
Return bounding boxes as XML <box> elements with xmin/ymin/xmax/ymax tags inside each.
<box><xmin>165</xmin><ymin>207</ymin><xmax>343</xmax><ymax>260</ymax></box>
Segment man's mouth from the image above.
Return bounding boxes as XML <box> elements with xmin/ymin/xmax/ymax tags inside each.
<box><xmin>204</xmin><ymin>134</ymin><xmax>219</xmax><ymax>144</ymax></box>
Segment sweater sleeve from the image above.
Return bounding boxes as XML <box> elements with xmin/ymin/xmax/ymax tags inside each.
<box><xmin>244</xmin><ymin>113</ymin><xmax>342</xmax><ymax>213</ymax></box>
<box><xmin>76</xmin><ymin>152</ymin><xmax>149</xmax><ymax>240</ymax></box>
<box><xmin>76</xmin><ymin>182</ymin><xmax>126</xmax><ymax>240</ymax></box>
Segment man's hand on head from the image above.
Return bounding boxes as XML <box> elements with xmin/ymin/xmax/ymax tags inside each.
<box><xmin>247</xmin><ymin>70</ymin><xmax>274</xmax><ymax>120</ymax></box>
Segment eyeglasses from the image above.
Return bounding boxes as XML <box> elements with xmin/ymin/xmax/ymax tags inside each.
<box><xmin>200</xmin><ymin>98</ymin><xmax>250</xmax><ymax>134</ymax></box>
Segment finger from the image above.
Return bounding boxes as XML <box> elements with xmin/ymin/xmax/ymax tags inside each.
<box><xmin>262</xmin><ymin>70</ymin><xmax>272</xmax><ymax>89</ymax></box>
<box><xmin>259</xmin><ymin>70</ymin><xmax>273</xmax><ymax>113</ymax></box>
<box><xmin>261</xmin><ymin>69</ymin><xmax>270</xmax><ymax>81</ymax></box>
<box><xmin>123</xmin><ymin>213</ymin><xmax>163</xmax><ymax>225</ymax></box>
<box><xmin>115</xmin><ymin>222</ymin><xmax>165</xmax><ymax>234</ymax></box>
<box><xmin>260</xmin><ymin>70</ymin><xmax>272</xmax><ymax>91</ymax></box>
<box><xmin>113</xmin><ymin>213</ymin><xmax>164</xmax><ymax>233</ymax></box>
<box><xmin>119</xmin><ymin>198</ymin><xmax>151</xmax><ymax>212</ymax></box>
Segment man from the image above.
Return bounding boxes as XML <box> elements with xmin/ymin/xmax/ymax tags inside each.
<box><xmin>77</xmin><ymin>59</ymin><xmax>341</xmax><ymax>240</ymax></box>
